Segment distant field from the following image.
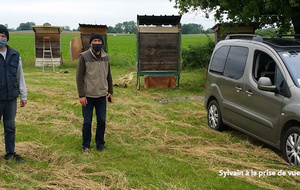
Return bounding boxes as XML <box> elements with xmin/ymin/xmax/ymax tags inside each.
<box><xmin>8</xmin><ymin>31</ymin><xmax>213</xmax><ymax>67</ymax></box>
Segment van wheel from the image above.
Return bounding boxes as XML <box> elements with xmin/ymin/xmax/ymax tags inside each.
<box><xmin>282</xmin><ymin>127</ymin><xmax>300</xmax><ymax>166</ymax></box>
<box><xmin>207</xmin><ymin>100</ymin><xmax>224</xmax><ymax>131</ymax></box>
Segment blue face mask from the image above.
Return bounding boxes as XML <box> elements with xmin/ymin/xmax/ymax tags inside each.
<box><xmin>0</xmin><ymin>38</ymin><xmax>7</xmax><ymax>48</ymax></box>
<box><xmin>92</xmin><ymin>44</ymin><xmax>103</xmax><ymax>52</ymax></box>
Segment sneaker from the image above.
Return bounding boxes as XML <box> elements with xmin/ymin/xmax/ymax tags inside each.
<box><xmin>81</xmin><ymin>148</ymin><xmax>89</xmax><ymax>155</ymax></box>
<box><xmin>5</xmin><ymin>154</ymin><xmax>25</xmax><ymax>163</ymax></box>
<box><xmin>97</xmin><ymin>146</ymin><xmax>105</xmax><ymax>152</ymax></box>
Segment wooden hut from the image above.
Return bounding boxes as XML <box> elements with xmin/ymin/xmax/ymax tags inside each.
<box><xmin>212</xmin><ymin>23</ymin><xmax>259</xmax><ymax>44</ymax></box>
<box><xmin>32</xmin><ymin>26</ymin><xmax>62</xmax><ymax>68</ymax></box>
<box><xmin>70</xmin><ymin>24</ymin><xmax>108</xmax><ymax>60</ymax></box>
<box><xmin>136</xmin><ymin>15</ymin><xmax>182</xmax><ymax>89</ymax></box>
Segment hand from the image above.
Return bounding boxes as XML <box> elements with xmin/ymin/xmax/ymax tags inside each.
<box><xmin>20</xmin><ymin>100</ymin><xmax>27</xmax><ymax>107</ymax></box>
<box><xmin>107</xmin><ymin>94</ymin><xmax>113</xmax><ymax>103</ymax></box>
<box><xmin>79</xmin><ymin>97</ymin><xmax>88</xmax><ymax>107</ymax></box>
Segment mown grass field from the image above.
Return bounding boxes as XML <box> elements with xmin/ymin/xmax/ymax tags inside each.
<box><xmin>1</xmin><ymin>31</ymin><xmax>299</xmax><ymax>189</ymax></box>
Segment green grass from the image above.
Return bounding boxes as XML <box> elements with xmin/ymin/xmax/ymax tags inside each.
<box><xmin>108</xmin><ymin>35</ymin><xmax>136</xmax><ymax>67</ymax></box>
<box><xmin>0</xmin><ymin>32</ymin><xmax>299</xmax><ymax>189</ymax></box>
<box><xmin>181</xmin><ymin>33</ymin><xmax>214</xmax><ymax>49</ymax></box>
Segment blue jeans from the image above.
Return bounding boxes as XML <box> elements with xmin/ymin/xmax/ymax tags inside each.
<box><xmin>0</xmin><ymin>99</ymin><xmax>17</xmax><ymax>156</ymax></box>
<box><xmin>82</xmin><ymin>97</ymin><xmax>106</xmax><ymax>149</ymax></box>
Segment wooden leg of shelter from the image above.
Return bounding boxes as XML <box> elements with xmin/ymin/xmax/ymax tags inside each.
<box><xmin>137</xmin><ymin>75</ymin><xmax>140</xmax><ymax>90</ymax></box>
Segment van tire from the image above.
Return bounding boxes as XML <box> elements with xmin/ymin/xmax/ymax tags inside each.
<box><xmin>207</xmin><ymin>100</ymin><xmax>224</xmax><ymax>131</ymax></box>
<box><xmin>282</xmin><ymin>127</ymin><xmax>300</xmax><ymax>166</ymax></box>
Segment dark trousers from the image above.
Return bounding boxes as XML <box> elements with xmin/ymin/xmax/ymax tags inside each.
<box><xmin>82</xmin><ymin>97</ymin><xmax>106</xmax><ymax>149</ymax></box>
<box><xmin>0</xmin><ymin>99</ymin><xmax>17</xmax><ymax>156</ymax></box>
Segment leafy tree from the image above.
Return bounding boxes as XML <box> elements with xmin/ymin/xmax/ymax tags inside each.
<box><xmin>112</xmin><ymin>21</ymin><xmax>137</xmax><ymax>34</ymax></box>
<box><xmin>205</xmin><ymin>28</ymin><xmax>213</xmax><ymax>33</ymax></box>
<box><xmin>123</xmin><ymin>21</ymin><xmax>137</xmax><ymax>34</ymax></box>
<box><xmin>114</xmin><ymin>23</ymin><xmax>124</xmax><ymax>33</ymax></box>
<box><xmin>255</xmin><ymin>27</ymin><xmax>278</xmax><ymax>37</ymax></box>
<box><xmin>182</xmin><ymin>23</ymin><xmax>204</xmax><ymax>34</ymax></box>
<box><xmin>107</xmin><ymin>26</ymin><xmax>116</xmax><ymax>33</ymax></box>
<box><xmin>17</xmin><ymin>22</ymin><xmax>35</xmax><ymax>30</ymax></box>
<box><xmin>43</xmin><ymin>22</ymin><xmax>51</xmax><ymax>26</ymax></box>
<box><xmin>172</xmin><ymin>0</ymin><xmax>300</xmax><ymax>34</ymax></box>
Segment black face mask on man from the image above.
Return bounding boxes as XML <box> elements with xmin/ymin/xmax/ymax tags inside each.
<box><xmin>92</xmin><ymin>44</ymin><xmax>103</xmax><ymax>52</ymax></box>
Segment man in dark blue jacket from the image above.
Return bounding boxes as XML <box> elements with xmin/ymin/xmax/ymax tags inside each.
<box><xmin>0</xmin><ymin>24</ymin><xmax>27</xmax><ymax>162</ymax></box>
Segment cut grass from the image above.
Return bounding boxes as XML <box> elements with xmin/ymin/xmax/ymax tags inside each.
<box><xmin>1</xmin><ymin>32</ymin><xmax>299</xmax><ymax>189</ymax></box>
<box><xmin>0</xmin><ymin>66</ymin><xmax>295</xmax><ymax>189</ymax></box>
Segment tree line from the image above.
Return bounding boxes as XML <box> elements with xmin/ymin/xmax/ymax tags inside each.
<box><xmin>6</xmin><ymin>21</ymin><xmax>212</xmax><ymax>34</ymax></box>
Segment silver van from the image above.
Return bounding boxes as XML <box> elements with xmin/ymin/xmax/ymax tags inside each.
<box><xmin>204</xmin><ymin>34</ymin><xmax>300</xmax><ymax>165</ymax></box>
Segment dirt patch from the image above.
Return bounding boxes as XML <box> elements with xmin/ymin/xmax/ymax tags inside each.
<box><xmin>154</xmin><ymin>96</ymin><xmax>204</xmax><ymax>103</ymax></box>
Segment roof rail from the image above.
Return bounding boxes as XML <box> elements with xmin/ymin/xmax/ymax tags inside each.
<box><xmin>225</xmin><ymin>34</ymin><xmax>263</xmax><ymax>42</ymax></box>
<box><xmin>275</xmin><ymin>34</ymin><xmax>300</xmax><ymax>38</ymax></box>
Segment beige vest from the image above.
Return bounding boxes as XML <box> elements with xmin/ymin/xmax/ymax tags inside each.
<box><xmin>81</xmin><ymin>49</ymin><xmax>109</xmax><ymax>98</ymax></box>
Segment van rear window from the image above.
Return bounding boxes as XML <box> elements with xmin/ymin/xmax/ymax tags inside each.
<box><xmin>210</xmin><ymin>46</ymin><xmax>248</xmax><ymax>80</ymax></box>
<box><xmin>210</xmin><ymin>46</ymin><xmax>230</xmax><ymax>73</ymax></box>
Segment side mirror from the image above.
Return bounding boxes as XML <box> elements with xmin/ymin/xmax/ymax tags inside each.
<box><xmin>258</xmin><ymin>77</ymin><xmax>277</xmax><ymax>92</ymax></box>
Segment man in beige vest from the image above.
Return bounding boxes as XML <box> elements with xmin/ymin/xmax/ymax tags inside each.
<box><xmin>76</xmin><ymin>33</ymin><xmax>113</xmax><ymax>154</ymax></box>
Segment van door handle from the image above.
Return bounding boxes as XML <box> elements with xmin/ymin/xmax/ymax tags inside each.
<box><xmin>246</xmin><ymin>90</ymin><xmax>253</xmax><ymax>96</ymax></box>
<box><xmin>235</xmin><ymin>86</ymin><xmax>242</xmax><ymax>92</ymax></box>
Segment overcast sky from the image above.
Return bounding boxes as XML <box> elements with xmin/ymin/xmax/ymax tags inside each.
<box><xmin>1</xmin><ymin>0</ymin><xmax>215</xmax><ymax>30</ymax></box>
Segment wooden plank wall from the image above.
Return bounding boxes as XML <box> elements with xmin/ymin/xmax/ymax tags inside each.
<box><xmin>80</xmin><ymin>27</ymin><xmax>107</xmax><ymax>35</ymax></box>
<box><xmin>139</xmin><ymin>33</ymin><xmax>179</xmax><ymax>71</ymax></box>
<box><xmin>35</xmin><ymin>33</ymin><xmax>61</xmax><ymax>58</ymax></box>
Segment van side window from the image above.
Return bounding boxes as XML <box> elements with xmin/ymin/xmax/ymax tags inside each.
<box><xmin>210</xmin><ymin>46</ymin><xmax>230</xmax><ymax>74</ymax></box>
<box><xmin>223</xmin><ymin>46</ymin><xmax>248</xmax><ymax>80</ymax></box>
<box><xmin>253</xmin><ymin>51</ymin><xmax>290</xmax><ymax>97</ymax></box>
<box><xmin>253</xmin><ymin>51</ymin><xmax>276</xmax><ymax>84</ymax></box>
